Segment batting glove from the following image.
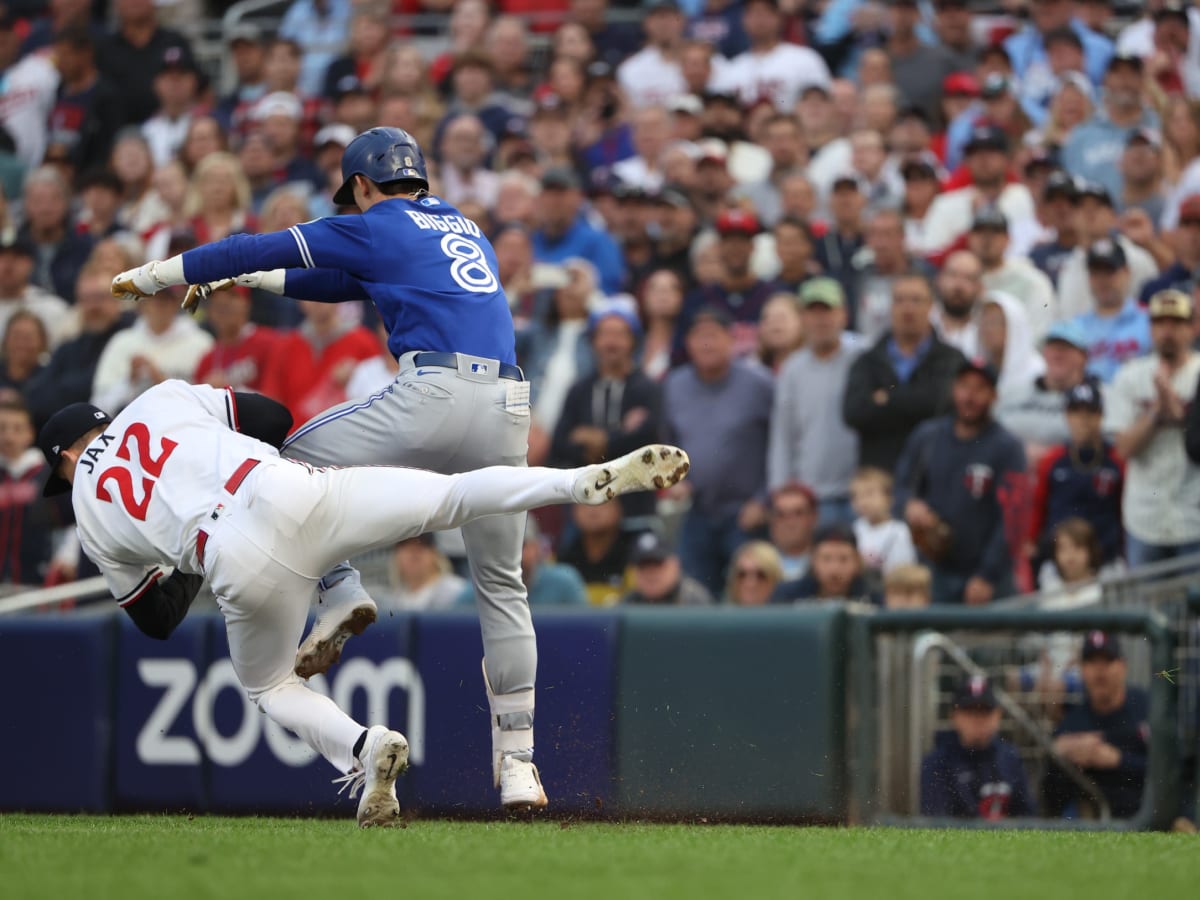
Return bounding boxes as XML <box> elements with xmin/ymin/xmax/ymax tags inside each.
<box><xmin>111</xmin><ymin>256</ymin><xmax>187</xmax><ymax>301</ymax></box>
<box><xmin>111</xmin><ymin>262</ymin><xmax>167</xmax><ymax>300</ymax></box>
<box><xmin>181</xmin><ymin>278</ymin><xmax>236</xmax><ymax>314</ymax></box>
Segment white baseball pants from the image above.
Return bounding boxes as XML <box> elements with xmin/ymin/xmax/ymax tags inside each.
<box><xmin>202</xmin><ymin>458</ymin><xmax>576</xmax><ymax>773</ymax></box>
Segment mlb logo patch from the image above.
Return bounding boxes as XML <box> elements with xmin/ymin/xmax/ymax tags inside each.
<box><xmin>471</xmin><ymin>362</ymin><xmax>489</xmax><ymax>374</ymax></box>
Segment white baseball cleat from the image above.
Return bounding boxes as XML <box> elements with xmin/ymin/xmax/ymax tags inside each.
<box><xmin>334</xmin><ymin>725</ymin><xmax>409</xmax><ymax>828</ymax></box>
<box><xmin>295</xmin><ymin>586</ymin><xmax>377</xmax><ymax>679</ymax></box>
<box><xmin>499</xmin><ymin>755</ymin><xmax>549</xmax><ymax>811</ymax></box>
<box><xmin>572</xmin><ymin>444</ymin><xmax>690</xmax><ymax>505</ymax></box>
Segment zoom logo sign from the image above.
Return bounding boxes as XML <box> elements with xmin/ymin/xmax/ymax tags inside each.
<box><xmin>135</xmin><ymin>657</ymin><xmax>425</xmax><ymax>768</ymax></box>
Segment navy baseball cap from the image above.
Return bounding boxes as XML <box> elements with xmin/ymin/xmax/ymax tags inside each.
<box><xmin>1078</xmin><ymin>181</ymin><xmax>1114</xmax><ymax>207</ymax></box>
<box><xmin>1043</xmin><ymin>171</ymin><xmax>1081</xmax><ymax>202</ymax></box>
<box><xmin>970</xmin><ymin>205</ymin><xmax>1009</xmax><ymax>232</ymax></box>
<box><xmin>1081</xmin><ymin>630</ymin><xmax>1123</xmax><ymax>661</ymax></box>
<box><xmin>1065</xmin><ymin>380</ymin><xmax>1103</xmax><ymax>413</ymax></box>
<box><xmin>964</xmin><ymin>124</ymin><xmax>1008</xmax><ymax>155</ymax></box>
<box><xmin>38</xmin><ymin>403</ymin><xmax>112</xmax><ymax>496</ymax></box>
<box><xmin>1086</xmin><ymin>238</ymin><xmax>1127</xmax><ymax>271</ymax></box>
<box><xmin>953</xmin><ymin>675</ymin><xmax>998</xmax><ymax>711</ymax></box>
<box><xmin>957</xmin><ymin>356</ymin><xmax>999</xmax><ymax>387</ymax></box>
<box><xmin>631</xmin><ymin>530</ymin><xmax>673</xmax><ymax>565</ymax></box>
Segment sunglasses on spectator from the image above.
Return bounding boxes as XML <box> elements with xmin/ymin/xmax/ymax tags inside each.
<box><xmin>735</xmin><ymin>568</ymin><xmax>768</xmax><ymax>581</ymax></box>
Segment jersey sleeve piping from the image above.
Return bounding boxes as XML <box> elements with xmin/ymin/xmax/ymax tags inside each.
<box><xmin>289</xmin><ymin>225</ymin><xmax>315</xmax><ymax>269</ymax></box>
<box><xmin>117</xmin><ymin>567</ymin><xmax>166</xmax><ymax>607</ymax></box>
<box><xmin>224</xmin><ymin>387</ymin><xmax>239</xmax><ymax>431</ymax></box>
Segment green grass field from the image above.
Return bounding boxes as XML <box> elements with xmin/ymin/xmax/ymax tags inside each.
<box><xmin>2</xmin><ymin>815</ymin><xmax>1197</xmax><ymax>900</ymax></box>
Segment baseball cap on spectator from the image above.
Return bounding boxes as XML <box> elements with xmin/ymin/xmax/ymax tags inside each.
<box><xmin>541</xmin><ymin>166</ymin><xmax>581</xmax><ymax>191</ymax></box>
<box><xmin>980</xmin><ymin>73</ymin><xmax>1013</xmax><ymax>100</ymax></box>
<box><xmin>1081</xmin><ymin>630</ymin><xmax>1123</xmax><ymax>661</ymax></box>
<box><xmin>1078</xmin><ymin>181</ymin><xmax>1114</xmax><ymax>207</ymax></box>
<box><xmin>715</xmin><ymin>207</ymin><xmax>761</xmax><ymax>237</ymax></box>
<box><xmin>1085</xmin><ymin>238</ymin><xmax>1127</xmax><ymax>271</ymax></box>
<box><xmin>667</xmin><ymin>94</ymin><xmax>703</xmax><ymax>117</ymax></box>
<box><xmin>952</xmin><ymin>675</ymin><xmax>998</xmax><ymax>712</ymax></box>
<box><xmin>900</xmin><ymin>157</ymin><xmax>939</xmax><ymax>181</ymax></box>
<box><xmin>702</xmin><ymin>89</ymin><xmax>741</xmax><ymax>109</ymax></box>
<box><xmin>532</xmin><ymin>93</ymin><xmax>569</xmax><ymax>120</ymax></box>
<box><xmin>1154</xmin><ymin>1</ymin><xmax>1190</xmax><ymax>25</ymax></box>
<box><xmin>957</xmin><ymin>357</ymin><xmax>999</xmax><ymax>387</ymax></box>
<box><xmin>588</xmin><ymin>294</ymin><xmax>643</xmax><ymax>336</ymax></box>
<box><xmin>798</xmin><ymin>277</ymin><xmax>844</xmax><ymax>309</ymax></box>
<box><xmin>696</xmin><ymin>138</ymin><xmax>729</xmax><ymax>167</ymax></box>
<box><xmin>228</xmin><ymin>23</ymin><xmax>263</xmax><ymax>46</ymax></box>
<box><xmin>253</xmin><ymin>91</ymin><xmax>302</xmax><ymax>122</ymax></box>
<box><xmin>0</xmin><ymin>233</ymin><xmax>35</xmax><ymax>258</ymax></box>
<box><xmin>653</xmin><ymin>185</ymin><xmax>692</xmax><ymax>210</ymax></box>
<box><xmin>831</xmin><ymin>172</ymin><xmax>866</xmax><ymax>193</ymax></box>
<box><xmin>1043</xmin><ymin>171</ymin><xmax>1081</xmax><ymax>203</ymax></box>
<box><xmin>970</xmin><ymin>205</ymin><xmax>1008</xmax><ymax>232</ymax></box>
<box><xmin>688</xmin><ymin>305</ymin><xmax>734</xmax><ymax>331</ymax></box>
<box><xmin>1127</xmin><ymin>127</ymin><xmax>1162</xmax><ymax>150</ymax></box>
<box><xmin>942</xmin><ymin>72</ymin><xmax>980</xmax><ymax>98</ymax></box>
<box><xmin>314</xmin><ymin>123</ymin><xmax>356</xmax><ymax>149</ymax></box>
<box><xmin>612</xmin><ymin>181</ymin><xmax>647</xmax><ymax>202</ymax></box>
<box><xmin>964</xmin><ymin>124</ymin><xmax>1008</xmax><ymax>155</ymax></box>
<box><xmin>159</xmin><ymin>43</ymin><xmax>198</xmax><ymax>75</ymax></box>
<box><xmin>1148</xmin><ymin>288</ymin><xmax>1194</xmax><ymax>321</ymax></box>
<box><xmin>1054</xmin><ymin>70</ymin><xmax>1094</xmax><ymax>103</ymax></box>
<box><xmin>37</xmin><ymin>403</ymin><xmax>113</xmax><ymax>497</ymax></box>
<box><xmin>1065</xmin><ymin>380</ymin><xmax>1103</xmax><ymax>413</ymax></box>
<box><xmin>645</xmin><ymin>0</ymin><xmax>682</xmax><ymax>12</ymax></box>
<box><xmin>1042</xmin><ymin>320</ymin><xmax>1089</xmax><ymax>354</ymax></box>
<box><xmin>1023</xmin><ymin>149</ymin><xmax>1057</xmax><ymax>177</ymax></box>
<box><xmin>631</xmin><ymin>530</ymin><xmax>673</xmax><ymax>566</ymax></box>
<box><xmin>587</xmin><ymin>60</ymin><xmax>615</xmax><ymax>82</ymax></box>
<box><xmin>811</xmin><ymin>523</ymin><xmax>857</xmax><ymax>550</ymax></box>
<box><xmin>800</xmin><ymin>83</ymin><xmax>832</xmax><ymax>100</ymax></box>
<box><xmin>333</xmin><ymin>74</ymin><xmax>370</xmax><ymax>102</ymax></box>
<box><xmin>1178</xmin><ymin>194</ymin><xmax>1200</xmax><ymax>223</ymax></box>
<box><xmin>1107</xmin><ymin>51</ymin><xmax>1144</xmax><ymax>74</ymax></box>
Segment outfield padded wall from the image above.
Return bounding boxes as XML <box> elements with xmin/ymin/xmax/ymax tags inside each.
<box><xmin>614</xmin><ymin>607</ymin><xmax>847</xmax><ymax>819</ymax></box>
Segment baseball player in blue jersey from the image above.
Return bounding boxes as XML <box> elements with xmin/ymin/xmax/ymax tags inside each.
<box><xmin>111</xmin><ymin>128</ymin><xmax>558</xmax><ymax>810</ymax></box>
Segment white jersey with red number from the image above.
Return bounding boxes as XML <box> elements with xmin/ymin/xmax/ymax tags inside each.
<box><xmin>71</xmin><ymin>380</ymin><xmax>277</xmax><ymax>607</ymax></box>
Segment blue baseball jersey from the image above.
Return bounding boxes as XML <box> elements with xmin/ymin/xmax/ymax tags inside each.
<box><xmin>181</xmin><ymin>196</ymin><xmax>516</xmax><ymax>364</ymax></box>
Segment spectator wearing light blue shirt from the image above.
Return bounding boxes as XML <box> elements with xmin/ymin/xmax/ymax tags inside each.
<box><xmin>1003</xmin><ymin>0</ymin><xmax>1113</xmax><ymax>96</ymax></box>
<box><xmin>1066</xmin><ymin>239</ymin><xmax>1152</xmax><ymax>384</ymax></box>
<box><xmin>1060</xmin><ymin>54</ymin><xmax>1159</xmax><ymax>201</ymax></box>
<box><xmin>532</xmin><ymin>168</ymin><xmax>626</xmax><ymax>295</ymax></box>
<box><xmin>279</xmin><ymin>0</ymin><xmax>352</xmax><ymax>98</ymax></box>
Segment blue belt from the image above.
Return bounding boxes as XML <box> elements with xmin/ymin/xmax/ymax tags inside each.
<box><xmin>413</xmin><ymin>352</ymin><xmax>524</xmax><ymax>382</ymax></box>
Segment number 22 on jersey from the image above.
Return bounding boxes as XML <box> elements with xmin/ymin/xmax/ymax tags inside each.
<box><xmin>95</xmin><ymin>423</ymin><xmax>179</xmax><ymax>521</ymax></box>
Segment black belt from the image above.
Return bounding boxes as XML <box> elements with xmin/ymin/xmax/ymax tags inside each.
<box><xmin>413</xmin><ymin>351</ymin><xmax>524</xmax><ymax>382</ymax></box>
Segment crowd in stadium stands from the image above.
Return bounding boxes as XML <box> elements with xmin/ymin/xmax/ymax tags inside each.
<box><xmin>5</xmin><ymin>0</ymin><xmax>1200</xmax><ymax>623</ymax></box>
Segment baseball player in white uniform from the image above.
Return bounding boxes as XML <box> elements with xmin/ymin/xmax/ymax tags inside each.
<box><xmin>37</xmin><ymin>381</ymin><xmax>689</xmax><ymax>827</ymax></box>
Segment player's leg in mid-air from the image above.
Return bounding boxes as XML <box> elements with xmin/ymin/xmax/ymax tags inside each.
<box><xmin>280</xmin><ymin>357</ymin><xmax>544</xmax><ymax>806</ymax></box>
<box><xmin>281</xmin><ymin>365</ymin><xmax>687</xmax><ymax>807</ymax></box>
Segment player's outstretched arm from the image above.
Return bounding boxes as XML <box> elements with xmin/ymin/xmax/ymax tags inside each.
<box><xmin>113</xmin><ymin>215</ymin><xmax>373</xmax><ymax>301</ymax></box>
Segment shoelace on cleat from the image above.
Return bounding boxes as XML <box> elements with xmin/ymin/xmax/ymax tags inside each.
<box><xmin>332</xmin><ymin>768</ymin><xmax>366</xmax><ymax>799</ymax></box>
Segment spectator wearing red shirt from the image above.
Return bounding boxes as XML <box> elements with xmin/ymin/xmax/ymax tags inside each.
<box><xmin>259</xmin><ymin>300</ymin><xmax>380</xmax><ymax>428</ymax></box>
<box><xmin>193</xmin><ymin>288</ymin><xmax>279</xmax><ymax>393</ymax></box>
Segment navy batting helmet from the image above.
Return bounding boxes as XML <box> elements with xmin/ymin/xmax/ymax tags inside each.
<box><xmin>332</xmin><ymin>127</ymin><xmax>428</xmax><ymax>206</ymax></box>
